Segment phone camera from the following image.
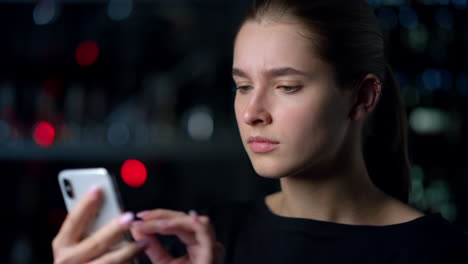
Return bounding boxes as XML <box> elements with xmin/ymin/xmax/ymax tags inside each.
<box><xmin>63</xmin><ymin>179</ymin><xmax>74</xmax><ymax>199</ymax></box>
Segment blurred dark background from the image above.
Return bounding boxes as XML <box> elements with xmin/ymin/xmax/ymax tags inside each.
<box><xmin>0</xmin><ymin>0</ymin><xmax>467</xmax><ymax>263</ymax></box>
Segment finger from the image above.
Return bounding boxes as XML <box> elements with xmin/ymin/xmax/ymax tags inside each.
<box><xmin>136</xmin><ymin>209</ymin><xmax>185</xmax><ymax>220</ymax></box>
<box><xmin>189</xmin><ymin>214</ymin><xmax>217</xmax><ymax>263</ymax></box>
<box><xmin>132</xmin><ymin>218</ymin><xmax>197</xmax><ymax>246</ymax></box>
<box><xmin>130</xmin><ymin>226</ymin><xmax>173</xmax><ymax>264</ymax></box>
<box><xmin>54</xmin><ymin>186</ymin><xmax>102</xmax><ymax>246</ymax></box>
<box><xmin>86</xmin><ymin>240</ymin><xmax>149</xmax><ymax>264</ymax></box>
<box><xmin>194</xmin><ymin>215</ymin><xmax>217</xmax><ymax>242</ymax></box>
<box><xmin>70</xmin><ymin>212</ymin><xmax>134</xmax><ymax>263</ymax></box>
<box><xmin>135</xmin><ymin>213</ymin><xmax>222</xmax><ymax>264</ymax></box>
<box><xmin>165</xmin><ymin>213</ymin><xmax>219</xmax><ymax>264</ymax></box>
<box><xmin>135</xmin><ymin>213</ymin><xmax>214</xmax><ymax>247</ymax></box>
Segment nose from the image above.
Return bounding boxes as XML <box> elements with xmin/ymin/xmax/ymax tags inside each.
<box><xmin>242</xmin><ymin>93</ymin><xmax>272</xmax><ymax>126</ymax></box>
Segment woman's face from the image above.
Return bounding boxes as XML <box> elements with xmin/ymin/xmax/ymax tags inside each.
<box><xmin>233</xmin><ymin>21</ymin><xmax>354</xmax><ymax>178</ymax></box>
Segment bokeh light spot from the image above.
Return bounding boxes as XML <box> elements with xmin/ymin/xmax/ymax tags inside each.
<box><xmin>33</xmin><ymin>0</ymin><xmax>56</xmax><ymax>26</ymax></box>
<box><xmin>409</xmin><ymin>107</ymin><xmax>451</xmax><ymax>134</ymax></box>
<box><xmin>107</xmin><ymin>122</ymin><xmax>130</xmax><ymax>147</ymax></box>
<box><xmin>187</xmin><ymin>106</ymin><xmax>214</xmax><ymax>141</ymax></box>
<box><xmin>107</xmin><ymin>0</ymin><xmax>133</xmax><ymax>21</ymax></box>
<box><xmin>75</xmin><ymin>40</ymin><xmax>99</xmax><ymax>67</ymax></box>
<box><xmin>404</xmin><ymin>24</ymin><xmax>429</xmax><ymax>53</ymax></box>
<box><xmin>121</xmin><ymin>159</ymin><xmax>147</xmax><ymax>188</ymax></box>
<box><xmin>33</xmin><ymin>121</ymin><xmax>55</xmax><ymax>147</ymax></box>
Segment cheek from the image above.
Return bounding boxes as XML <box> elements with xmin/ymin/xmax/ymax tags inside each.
<box><xmin>234</xmin><ymin>97</ymin><xmax>246</xmax><ymax>131</ymax></box>
<box><xmin>275</xmin><ymin>96</ymin><xmax>347</xmax><ymax>152</ymax></box>
<box><xmin>234</xmin><ymin>98</ymin><xmax>241</xmax><ymax>122</ymax></box>
<box><xmin>275</xmin><ymin>105</ymin><xmax>322</xmax><ymax>141</ymax></box>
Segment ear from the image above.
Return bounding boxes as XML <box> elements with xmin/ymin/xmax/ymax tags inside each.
<box><xmin>349</xmin><ymin>74</ymin><xmax>382</xmax><ymax>121</ymax></box>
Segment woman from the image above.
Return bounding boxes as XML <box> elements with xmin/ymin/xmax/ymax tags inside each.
<box><xmin>52</xmin><ymin>0</ymin><xmax>468</xmax><ymax>263</ymax></box>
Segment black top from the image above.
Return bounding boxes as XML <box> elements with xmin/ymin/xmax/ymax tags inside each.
<box><xmin>165</xmin><ymin>198</ymin><xmax>468</xmax><ymax>264</ymax></box>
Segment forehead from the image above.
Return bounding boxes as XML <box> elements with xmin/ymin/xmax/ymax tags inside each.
<box><xmin>233</xmin><ymin>21</ymin><xmax>321</xmax><ymax>72</ymax></box>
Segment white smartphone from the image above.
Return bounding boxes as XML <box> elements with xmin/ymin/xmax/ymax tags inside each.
<box><xmin>58</xmin><ymin>168</ymin><xmax>126</xmax><ymax>234</ymax></box>
<box><xmin>58</xmin><ymin>168</ymin><xmax>139</xmax><ymax>263</ymax></box>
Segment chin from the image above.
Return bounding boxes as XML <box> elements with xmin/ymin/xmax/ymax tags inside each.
<box><xmin>253</xmin><ymin>162</ymin><xmax>317</xmax><ymax>180</ymax></box>
<box><xmin>254</xmin><ymin>168</ymin><xmax>285</xmax><ymax>179</ymax></box>
<box><xmin>249</xmin><ymin>151</ymin><xmax>323</xmax><ymax>179</ymax></box>
<box><xmin>250</xmin><ymin>157</ymin><xmax>297</xmax><ymax>179</ymax></box>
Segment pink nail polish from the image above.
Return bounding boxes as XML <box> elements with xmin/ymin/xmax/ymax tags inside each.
<box><xmin>119</xmin><ymin>212</ymin><xmax>134</xmax><ymax>227</ymax></box>
<box><xmin>87</xmin><ymin>185</ymin><xmax>100</xmax><ymax>198</ymax></box>
<box><xmin>189</xmin><ymin>210</ymin><xmax>198</xmax><ymax>222</ymax></box>
<box><xmin>136</xmin><ymin>211</ymin><xmax>150</xmax><ymax>218</ymax></box>
<box><xmin>131</xmin><ymin>220</ymin><xmax>143</xmax><ymax>228</ymax></box>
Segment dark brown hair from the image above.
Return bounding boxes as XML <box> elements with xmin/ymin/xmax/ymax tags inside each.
<box><xmin>240</xmin><ymin>0</ymin><xmax>410</xmax><ymax>202</ymax></box>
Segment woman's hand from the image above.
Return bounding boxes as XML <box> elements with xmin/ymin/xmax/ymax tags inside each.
<box><xmin>52</xmin><ymin>187</ymin><xmax>148</xmax><ymax>264</ymax></box>
<box><xmin>131</xmin><ymin>209</ymin><xmax>225</xmax><ymax>264</ymax></box>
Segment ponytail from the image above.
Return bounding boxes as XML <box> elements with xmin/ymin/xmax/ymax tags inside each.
<box><xmin>363</xmin><ymin>64</ymin><xmax>411</xmax><ymax>203</ymax></box>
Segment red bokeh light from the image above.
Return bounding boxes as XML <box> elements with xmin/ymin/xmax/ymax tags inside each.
<box><xmin>33</xmin><ymin>121</ymin><xmax>55</xmax><ymax>147</ymax></box>
<box><xmin>75</xmin><ymin>40</ymin><xmax>99</xmax><ymax>67</ymax></box>
<box><xmin>121</xmin><ymin>159</ymin><xmax>147</xmax><ymax>188</ymax></box>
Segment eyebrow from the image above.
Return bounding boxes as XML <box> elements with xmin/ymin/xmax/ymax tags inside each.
<box><xmin>232</xmin><ymin>67</ymin><xmax>310</xmax><ymax>79</ymax></box>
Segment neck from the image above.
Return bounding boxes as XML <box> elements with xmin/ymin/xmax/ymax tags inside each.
<box><xmin>275</xmin><ymin>149</ymin><xmax>389</xmax><ymax>225</ymax></box>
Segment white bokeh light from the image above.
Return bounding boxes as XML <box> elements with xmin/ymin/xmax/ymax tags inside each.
<box><xmin>107</xmin><ymin>0</ymin><xmax>133</xmax><ymax>21</ymax></box>
<box><xmin>187</xmin><ymin>106</ymin><xmax>214</xmax><ymax>141</ymax></box>
<box><xmin>33</xmin><ymin>0</ymin><xmax>57</xmax><ymax>26</ymax></box>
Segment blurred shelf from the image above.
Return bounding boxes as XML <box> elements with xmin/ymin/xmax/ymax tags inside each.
<box><xmin>0</xmin><ymin>140</ymin><xmax>245</xmax><ymax>162</ymax></box>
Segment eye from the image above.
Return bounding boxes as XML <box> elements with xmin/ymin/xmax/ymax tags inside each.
<box><xmin>235</xmin><ymin>85</ymin><xmax>253</xmax><ymax>94</ymax></box>
<box><xmin>278</xmin><ymin>85</ymin><xmax>302</xmax><ymax>93</ymax></box>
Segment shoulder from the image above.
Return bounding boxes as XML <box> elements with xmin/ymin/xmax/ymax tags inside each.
<box><xmin>372</xmin><ymin>195</ymin><xmax>425</xmax><ymax>225</ymax></box>
<box><xmin>397</xmin><ymin>213</ymin><xmax>468</xmax><ymax>263</ymax></box>
<box><xmin>382</xmin><ymin>198</ymin><xmax>468</xmax><ymax>261</ymax></box>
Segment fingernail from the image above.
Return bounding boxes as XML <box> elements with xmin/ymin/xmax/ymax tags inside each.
<box><xmin>189</xmin><ymin>210</ymin><xmax>198</xmax><ymax>222</ymax></box>
<box><xmin>137</xmin><ymin>239</ymin><xmax>150</xmax><ymax>249</ymax></box>
<box><xmin>155</xmin><ymin>219</ymin><xmax>169</xmax><ymax>227</ymax></box>
<box><xmin>87</xmin><ymin>185</ymin><xmax>100</xmax><ymax>198</ymax></box>
<box><xmin>131</xmin><ymin>220</ymin><xmax>143</xmax><ymax>228</ymax></box>
<box><xmin>136</xmin><ymin>211</ymin><xmax>150</xmax><ymax>218</ymax></box>
<box><xmin>119</xmin><ymin>212</ymin><xmax>134</xmax><ymax>227</ymax></box>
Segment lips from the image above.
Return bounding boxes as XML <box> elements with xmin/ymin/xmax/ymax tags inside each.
<box><xmin>247</xmin><ymin>136</ymin><xmax>279</xmax><ymax>153</ymax></box>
